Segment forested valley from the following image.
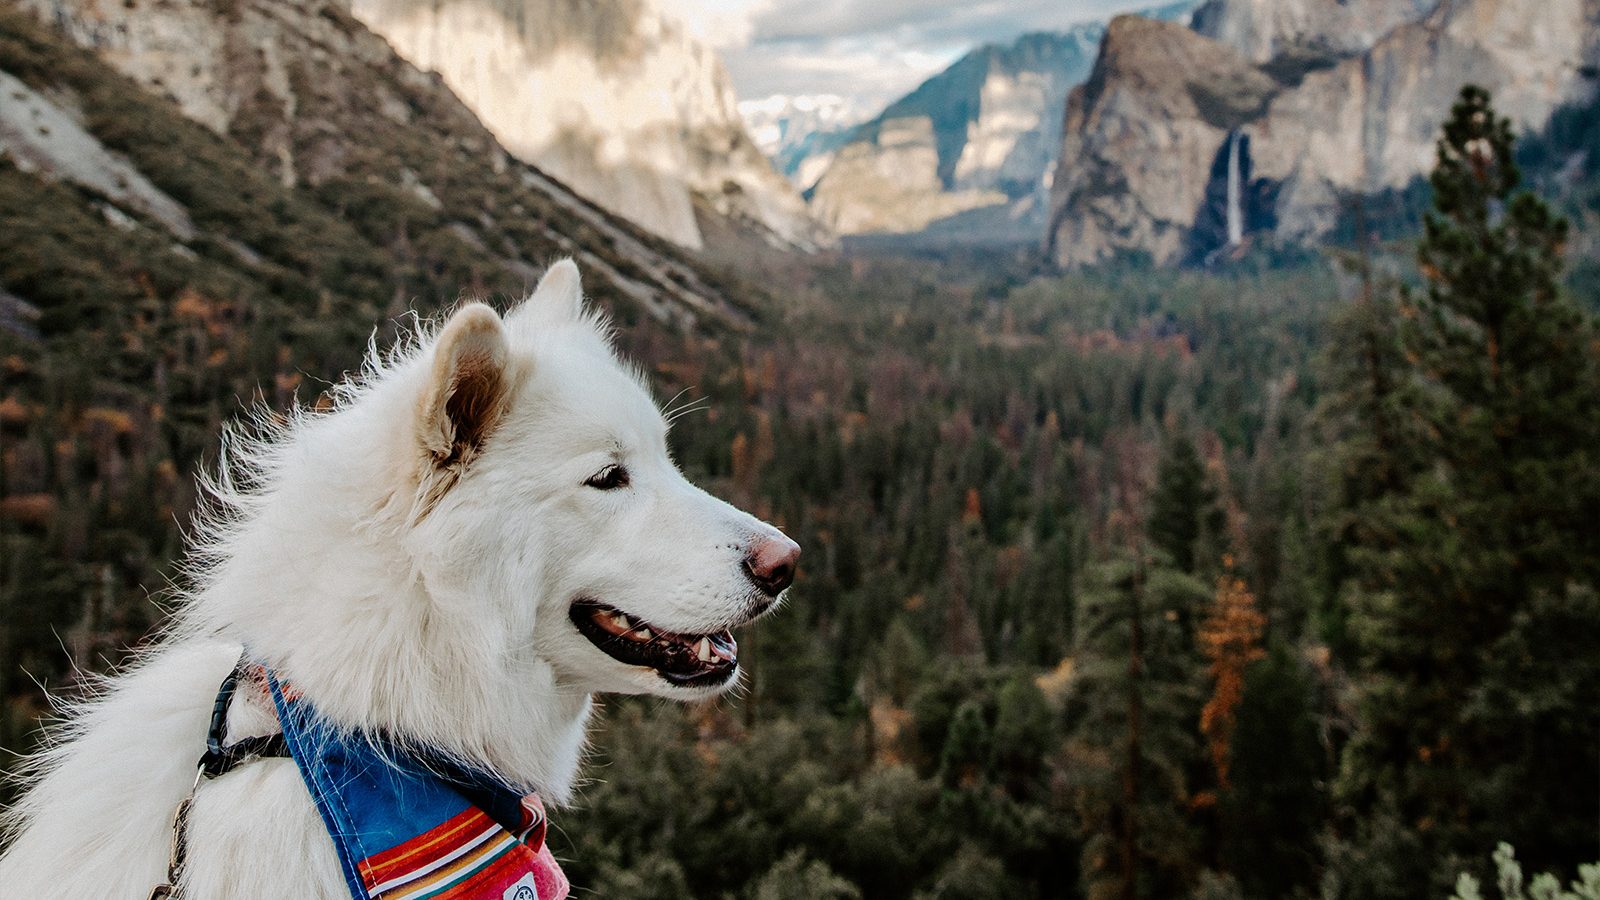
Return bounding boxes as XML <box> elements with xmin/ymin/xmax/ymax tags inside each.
<box><xmin>1</xmin><ymin>13</ymin><xmax>1597</xmax><ymax>894</ymax></box>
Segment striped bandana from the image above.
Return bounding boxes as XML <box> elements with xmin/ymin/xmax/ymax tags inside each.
<box><xmin>263</xmin><ymin>670</ymin><xmax>570</xmax><ymax>900</ymax></box>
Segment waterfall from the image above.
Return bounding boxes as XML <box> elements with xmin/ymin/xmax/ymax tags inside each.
<box><xmin>1225</xmin><ymin>129</ymin><xmax>1244</xmax><ymax>247</ymax></box>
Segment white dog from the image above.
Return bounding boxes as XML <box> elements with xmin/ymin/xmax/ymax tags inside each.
<box><xmin>0</xmin><ymin>260</ymin><xmax>798</xmax><ymax>898</ymax></box>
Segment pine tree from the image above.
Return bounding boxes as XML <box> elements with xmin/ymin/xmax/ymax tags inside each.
<box><xmin>1147</xmin><ymin>433</ymin><xmax>1217</xmax><ymax>574</ymax></box>
<box><xmin>1063</xmin><ymin>558</ymin><xmax>1209</xmax><ymax>900</ymax></box>
<box><xmin>1317</xmin><ymin>246</ymin><xmax>1426</xmax><ymax>658</ymax></box>
<box><xmin>1330</xmin><ymin>86</ymin><xmax>1600</xmax><ymax>895</ymax></box>
<box><xmin>940</xmin><ymin>699</ymin><xmax>990</xmax><ymax>788</ymax></box>
<box><xmin>1218</xmin><ymin>646</ymin><xmax>1327</xmax><ymax>899</ymax></box>
<box><xmin>989</xmin><ymin>675</ymin><xmax>1055</xmax><ymax>794</ymax></box>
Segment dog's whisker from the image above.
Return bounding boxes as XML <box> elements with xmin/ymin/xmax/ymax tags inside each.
<box><xmin>659</xmin><ymin>386</ymin><xmax>697</xmax><ymax>419</ymax></box>
<box><xmin>664</xmin><ymin>401</ymin><xmax>701</xmax><ymax>422</ymax></box>
<box><xmin>665</xmin><ymin>399</ymin><xmax>713</xmax><ymax>425</ymax></box>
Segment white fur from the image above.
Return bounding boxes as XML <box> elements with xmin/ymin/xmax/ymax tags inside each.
<box><xmin>0</xmin><ymin>260</ymin><xmax>791</xmax><ymax>898</ymax></box>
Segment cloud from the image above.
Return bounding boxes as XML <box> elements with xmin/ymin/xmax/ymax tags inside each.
<box><xmin>723</xmin><ymin>34</ymin><xmax>967</xmax><ymax>116</ymax></box>
<box><xmin>718</xmin><ymin>0</ymin><xmax>1168</xmax><ymax>112</ymax></box>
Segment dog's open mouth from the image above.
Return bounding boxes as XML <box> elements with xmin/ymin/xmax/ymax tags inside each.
<box><xmin>569</xmin><ymin>600</ymin><xmax>739</xmax><ymax>687</ymax></box>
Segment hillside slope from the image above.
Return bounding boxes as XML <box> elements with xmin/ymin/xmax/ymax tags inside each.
<box><xmin>0</xmin><ymin>0</ymin><xmax>758</xmax><ymax>741</ymax></box>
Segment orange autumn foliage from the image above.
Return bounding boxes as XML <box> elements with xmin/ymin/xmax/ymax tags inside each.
<box><xmin>1198</xmin><ymin>565</ymin><xmax>1266</xmax><ymax>787</ymax></box>
<box><xmin>961</xmin><ymin>487</ymin><xmax>983</xmax><ymax>527</ymax></box>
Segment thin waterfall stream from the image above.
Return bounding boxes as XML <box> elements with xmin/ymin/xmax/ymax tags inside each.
<box><xmin>1225</xmin><ymin>129</ymin><xmax>1244</xmax><ymax>247</ymax></box>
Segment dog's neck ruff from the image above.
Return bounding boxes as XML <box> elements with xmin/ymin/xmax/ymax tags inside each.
<box><xmin>261</xmin><ymin>667</ymin><xmax>569</xmax><ymax>900</ymax></box>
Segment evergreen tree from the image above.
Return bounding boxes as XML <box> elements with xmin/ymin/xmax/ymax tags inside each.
<box><xmin>989</xmin><ymin>675</ymin><xmax>1055</xmax><ymax>794</ymax></box>
<box><xmin>1062</xmin><ymin>558</ymin><xmax>1209</xmax><ymax>900</ymax></box>
<box><xmin>939</xmin><ymin>700</ymin><xmax>991</xmax><ymax>788</ymax></box>
<box><xmin>1218</xmin><ymin>646</ymin><xmax>1326</xmax><ymax>899</ymax></box>
<box><xmin>1330</xmin><ymin>86</ymin><xmax>1600</xmax><ymax>895</ymax></box>
<box><xmin>1147</xmin><ymin>433</ymin><xmax>1217</xmax><ymax>574</ymax></box>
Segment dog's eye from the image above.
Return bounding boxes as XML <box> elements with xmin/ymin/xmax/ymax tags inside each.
<box><xmin>584</xmin><ymin>464</ymin><xmax>630</xmax><ymax>491</ymax></box>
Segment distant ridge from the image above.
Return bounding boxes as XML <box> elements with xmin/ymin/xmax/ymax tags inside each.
<box><xmin>789</xmin><ymin>1</ymin><xmax>1202</xmax><ymax>242</ymax></box>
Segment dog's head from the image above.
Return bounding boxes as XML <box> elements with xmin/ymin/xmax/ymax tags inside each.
<box><xmin>402</xmin><ymin>260</ymin><xmax>797</xmax><ymax>701</ymax></box>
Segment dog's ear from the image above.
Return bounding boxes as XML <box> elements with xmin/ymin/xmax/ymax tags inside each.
<box><xmin>509</xmin><ymin>258</ymin><xmax>583</xmax><ymax>325</ymax></box>
<box><xmin>418</xmin><ymin>303</ymin><xmax>511</xmax><ymax>472</ymax></box>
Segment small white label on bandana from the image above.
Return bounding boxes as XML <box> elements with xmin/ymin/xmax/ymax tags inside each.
<box><xmin>504</xmin><ymin>873</ymin><xmax>538</xmax><ymax>900</ymax></box>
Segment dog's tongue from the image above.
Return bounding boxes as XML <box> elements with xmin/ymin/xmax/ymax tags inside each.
<box><xmin>708</xmin><ymin>630</ymin><xmax>737</xmax><ymax>663</ymax></box>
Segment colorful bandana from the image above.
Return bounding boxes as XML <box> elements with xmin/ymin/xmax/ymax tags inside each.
<box><xmin>263</xmin><ymin>670</ymin><xmax>569</xmax><ymax>900</ymax></box>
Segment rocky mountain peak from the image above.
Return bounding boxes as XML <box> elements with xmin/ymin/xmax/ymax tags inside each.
<box><xmin>804</xmin><ymin>26</ymin><xmax>1106</xmax><ymax>240</ymax></box>
<box><xmin>1083</xmin><ymin>15</ymin><xmax>1275</xmax><ymax>125</ymax></box>
<box><xmin>1046</xmin><ymin>15</ymin><xmax>1276</xmax><ymax>267</ymax></box>
<box><xmin>1191</xmin><ymin>0</ymin><xmax>1443</xmax><ymax>63</ymax></box>
<box><xmin>1049</xmin><ymin>0</ymin><xmax>1600</xmax><ymax>268</ymax></box>
<box><xmin>340</xmin><ymin>0</ymin><xmax>830</xmax><ymax>252</ymax></box>
<box><xmin>780</xmin><ymin>2</ymin><xmax>1200</xmax><ymax>244</ymax></box>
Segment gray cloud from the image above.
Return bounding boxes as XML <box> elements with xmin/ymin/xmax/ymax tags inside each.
<box><xmin>723</xmin><ymin>0</ymin><xmax>1168</xmax><ymax>116</ymax></box>
<box><xmin>724</xmin><ymin>35</ymin><xmax>964</xmax><ymax>109</ymax></box>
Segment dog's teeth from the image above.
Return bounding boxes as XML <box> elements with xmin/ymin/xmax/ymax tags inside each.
<box><xmin>611</xmin><ymin>613</ymin><xmax>630</xmax><ymax>629</ymax></box>
<box><xmin>697</xmin><ymin>637</ymin><xmax>713</xmax><ymax>662</ymax></box>
<box><xmin>636</xmin><ymin>627</ymin><xmax>653</xmax><ymax>641</ymax></box>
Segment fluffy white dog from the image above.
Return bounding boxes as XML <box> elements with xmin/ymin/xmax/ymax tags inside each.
<box><xmin>0</xmin><ymin>260</ymin><xmax>799</xmax><ymax>898</ymax></box>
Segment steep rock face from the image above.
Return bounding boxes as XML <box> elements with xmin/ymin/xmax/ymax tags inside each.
<box><xmin>809</xmin><ymin>29</ymin><xmax>1102</xmax><ymax>236</ymax></box>
<box><xmin>1254</xmin><ymin>0</ymin><xmax>1599</xmax><ymax>240</ymax></box>
<box><xmin>18</xmin><ymin>0</ymin><xmax>752</xmax><ymax>327</ymax></box>
<box><xmin>1191</xmin><ymin>0</ymin><xmax>1441</xmax><ymax>63</ymax></box>
<box><xmin>811</xmin><ymin>118</ymin><xmax>1009</xmax><ymax>236</ymax></box>
<box><xmin>341</xmin><ymin>0</ymin><xmax>829</xmax><ymax>252</ymax></box>
<box><xmin>1047</xmin><ymin>16</ymin><xmax>1275</xmax><ymax>267</ymax></box>
<box><xmin>1049</xmin><ymin>0</ymin><xmax>1600</xmax><ymax>268</ymax></box>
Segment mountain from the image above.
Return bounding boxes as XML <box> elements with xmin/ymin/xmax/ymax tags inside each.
<box><xmin>1047</xmin><ymin>0</ymin><xmax>1600</xmax><ymax>268</ymax></box>
<box><xmin>738</xmin><ymin>94</ymin><xmax>872</xmax><ymax>193</ymax></box>
<box><xmin>797</xmin><ymin>1</ymin><xmax>1200</xmax><ymax>242</ymax></box>
<box><xmin>340</xmin><ymin>0</ymin><xmax>830</xmax><ymax>253</ymax></box>
<box><xmin>803</xmin><ymin>28</ymin><xmax>1103</xmax><ymax>239</ymax></box>
<box><xmin>1190</xmin><ymin>0</ymin><xmax>1442</xmax><ymax>63</ymax></box>
<box><xmin>9</xmin><ymin>0</ymin><xmax>747</xmax><ymax>325</ymax></box>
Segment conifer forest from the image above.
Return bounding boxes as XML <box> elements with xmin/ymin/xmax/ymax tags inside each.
<box><xmin>1</xmin><ymin>7</ymin><xmax>1598</xmax><ymax>896</ymax></box>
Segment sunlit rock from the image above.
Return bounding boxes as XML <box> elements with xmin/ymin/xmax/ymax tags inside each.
<box><xmin>343</xmin><ymin>0</ymin><xmax>831</xmax><ymax>251</ymax></box>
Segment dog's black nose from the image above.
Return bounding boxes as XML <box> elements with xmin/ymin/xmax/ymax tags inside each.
<box><xmin>744</xmin><ymin>534</ymin><xmax>800</xmax><ymax>597</ymax></box>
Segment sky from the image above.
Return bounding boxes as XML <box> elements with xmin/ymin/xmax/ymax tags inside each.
<box><xmin>673</xmin><ymin>0</ymin><xmax>1165</xmax><ymax>121</ymax></box>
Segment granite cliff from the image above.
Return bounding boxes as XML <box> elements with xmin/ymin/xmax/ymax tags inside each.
<box><xmin>796</xmin><ymin>1</ymin><xmax>1199</xmax><ymax>242</ymax></box>
<box><xmin>805</xmin><ymin>28</ymin><xmax>1104</xmax><ymax>239</ymax></box>
<box><xmin>1048</xmin><ymin>0</ymin><xmax>1600</xmax><ymax>268</ymax></box>
<box><xmin>1190</xmin><ymin>0</ymin><xmax>1441</xmax><ymax>63</ymax></box>
<box><xmin>342</xmin><ymin>0</ymin><xmax>829</xmax><ymax>252</ymax></box>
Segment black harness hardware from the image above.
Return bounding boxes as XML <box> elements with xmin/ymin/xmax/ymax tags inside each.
<box><xmin>148</xmin><ymin>655</ymin><xmax>291</xmax><ymax>900</ymax></box>
<box><xmin>198</xmin><ymin>662</ymin><xmax>290</xmax><ymax>778</ymax></box>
